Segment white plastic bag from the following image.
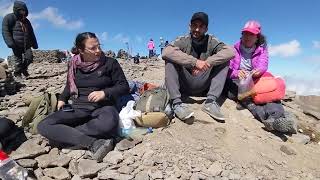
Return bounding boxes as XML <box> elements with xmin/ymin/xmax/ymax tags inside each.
<box><xmin>119</xmin><ymin>101</ymin><xmax>141</xmax><ymax>129</ymax></box>
<box><xmin>238</xmin><ymin>73</ymin><xmax>254</xmax><ymax>101</ymax></box>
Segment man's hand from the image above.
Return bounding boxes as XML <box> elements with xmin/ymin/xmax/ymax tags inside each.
<box><xmin>57</xmin><ymin>100</ymin><xmax>65</xmax><ymax>110</ymax></box>
<box><xmin>195</xmin><ymin>60</ymin><xmax>210</xmax><ymax>71</ymax></box>
<box><xmin>238</xmin><ymin>70</ymin><xmax>248</xmax><ymax>80</ymax></box>
<box><xmin>192</xmin><ymin>68</ymin><xmax>201</xmax><ymax>76</ymax></box>
<box><xmin>88</xmin><ymin>91</ymin><xmax>106</xmax><ymax>102</ymax></box>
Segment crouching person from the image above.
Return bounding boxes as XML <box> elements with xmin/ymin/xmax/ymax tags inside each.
<box><xmin>225</xmin><ymin>21</ymin><xmax>296</xmax><ymax>133</ymax></box>
<box><xmin>38</xmin><ymin>32</ymin><xmax>129</xmax><ymax>162</ymax></box>
<box><xmin>162</xmin><ymin>12</ymin><xmax>235</xmax><ymax>122</ymax></box>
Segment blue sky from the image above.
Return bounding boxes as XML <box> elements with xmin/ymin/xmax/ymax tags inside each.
<box><xmin>1</xmin><ymin>0</ymin><xmax>320</xmax><ymax>95</ymax></box>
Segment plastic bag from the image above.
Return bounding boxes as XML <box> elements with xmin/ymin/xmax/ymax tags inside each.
<box><xmin>237</xmin><ymin>73</ymin><xmax>255</xmax><ymax>101</ymax></box>
<box><xmin>119</xmin><ymin>101</ymin><xmax>141</xmax><ymax>129</ymax></box>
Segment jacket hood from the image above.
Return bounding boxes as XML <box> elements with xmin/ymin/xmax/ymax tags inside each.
<box><xmin>13</xmin><ymin>1</ymin><xmax>29</xmax><ymax>18</ymax></box>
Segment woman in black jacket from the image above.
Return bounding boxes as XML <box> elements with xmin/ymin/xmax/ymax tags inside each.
<box><xmin>38</xmin><ymin>32</ymin><xmax>129</xmax><ymax>162</ymax></box>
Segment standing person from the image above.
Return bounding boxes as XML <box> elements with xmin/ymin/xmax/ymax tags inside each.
<box><xmin>159</xmin><ymin>37</ymin><xmax>165</xmax><ymax>54</ymax></box>
<box><xmin>37</xmin><ymin>32</ymin><xmax>129</xmax><ymax>162</ymax></box>
<box><xmin>2</xmin><ymin>1</ymin><xmax>38</xmax><ymax>80</ymax></box>
<box><xmin>162</xmin><ymin>12</ymin><xmax>235</xmax><ymax>121</ymax></box>
<box><xmin>147</xmin><ymin>38</ymin><xmax>155</xmax><ymax>58</ymax></box>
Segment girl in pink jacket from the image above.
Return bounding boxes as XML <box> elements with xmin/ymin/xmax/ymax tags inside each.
<box><xmin>147</xmin><ymin>39</ymin><xmax>155</xmax><ymax>58</ymax></box>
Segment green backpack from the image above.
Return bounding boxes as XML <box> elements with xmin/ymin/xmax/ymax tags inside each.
<box><xmin>134</xmin><ymin>87</ymin><xmax>171</xmax><ymax>128</ymax></box>
<box><xmin>22</xmin><ymin>92</ymin><xmax>58</xmax><ymax>134</ymax></box>
<box><xmin>135</xmin><ymin>87</ymin><xmax>170</xmax><ymax>113</ymax></box>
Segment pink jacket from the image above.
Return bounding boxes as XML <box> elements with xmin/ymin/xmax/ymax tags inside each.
<box><xmin>147</xmin><ymin>41</ymin><xmax>155</xmax><ymax>50</ymax></box>
<box><xmin>228</xmin><ymin>41</ymin><xmax>269</xmax><ymax>79</ymax></box>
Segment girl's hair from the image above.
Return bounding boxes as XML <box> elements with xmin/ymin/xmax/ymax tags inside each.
<box><xmin>71</xmin><ymin>32</ymin><xmax>97</xmax><ymax>55</ymax></box>
<box><xmin>256</xmin><ymin>33</ymin><xmax>267</xmax><ymax>46</ymax></box>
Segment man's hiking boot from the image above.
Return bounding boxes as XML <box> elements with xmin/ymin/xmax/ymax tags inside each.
<box><xmin>90</xmin><ymin>139</ymin><xmax>114</xmax><ymax>162</ymax></box>
<box><xmin>202</xmin><ymin>100</ymin><xmax>225</xmax><ymax>121</ymax></box>
<box><xmin>173</xmin><ymin>103</ymin><xmax>194</xmax><ymax>121</ymax></box>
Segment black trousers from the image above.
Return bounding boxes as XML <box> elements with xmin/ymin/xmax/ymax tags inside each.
<box><xmin>12</xmin><ymin>48</ymin><xmax>33</xmax><ymax>75</ymax></box>
<box><xmin>224</xmin><ymin>79</ymin><xmax>284</xmax><ymax>121</ymax></box>
<box><xmin>38</xmin><ymin>106</ymin><xmax>119</xmax><ymax>148</ymax></box>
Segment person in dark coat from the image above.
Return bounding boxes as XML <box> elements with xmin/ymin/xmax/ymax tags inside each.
<box><xmin>2</xmin><ymin>1</ymin><xmax>38</xmax><ymax>79</ymax></box>
<box><xmin>37</xmin><ymin>32</ymin><xmax>130</xmax><ymax>162</ymax></box>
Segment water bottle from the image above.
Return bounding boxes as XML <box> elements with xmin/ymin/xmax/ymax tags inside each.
<box><xmin>0</xmin><ymin>150</ymin><xmax>28</xmax><ymax>180</ymax></box>
<box><xmin>120</xmin><ymin>127</ymin><xmax>153</xmax><ymax>139</ymax></box>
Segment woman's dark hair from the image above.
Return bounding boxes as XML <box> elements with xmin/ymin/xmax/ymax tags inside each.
<box><xmin>71</xmin><ymin>32</ymin><xmax>97</xmax><ymax>55</ymax></box>
<box><xmin>256</xmin><ymin>33</ymin><xmax>267</xmax><ymax>46</ymax></box>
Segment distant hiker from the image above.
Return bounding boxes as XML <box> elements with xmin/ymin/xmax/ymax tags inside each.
<box><xmin>164</xmin><ymin>40</ymin><xmax>169</xmax><ymax>47</ymax></box>
<box><xmin>2</xmin><ymin>1</ymin><xmax>38</xmax><ymax>80</ymax></box>
<box><xmin>37</xmin><ymin>32</ymin><xmax>130</xmax><ymax>162</ymax></box>
<box><xmin>159</xmin><ymin>37</ymin><xmax>165</xmax><ymax>54</ymax></box>
<box><xmin>134</xmin><ymin>53</ymin><xmax>140</xmax><ymax>64</ymax></box>
<box><xmin>224</xmin><ymin>20</ymin><xmax>297</xmax><ymax>133</ymax></box>
<box><xmin>147</xmin><ymin>38</ymin><xmax>155</xmax><ymax>58</ymax></box>
<box><xmin>162</xmin><ymin>12</ymin><xmax>235</xmax><ymax>122</ymax></box>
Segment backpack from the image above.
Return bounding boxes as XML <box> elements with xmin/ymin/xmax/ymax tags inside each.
<box><xmin>0</xmin><ymin>117</ymin><xmax>27</xmax><ymax>153</ymax></box>
<box><xmin>22</xmin><ymin>92</ymin><xmax>58</xmax><ymax>134</ymax></box>
<box><xmin>252</xmin><ymin>72</ymin><xmax>286</xmax><ymax>104</ymax></box>
<box><xmin>134</xmin><ymin>87</ymin><xmax>171</xmax><ymax>128</ymax></box>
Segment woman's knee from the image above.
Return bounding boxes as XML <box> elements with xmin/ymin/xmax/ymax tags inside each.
<box><xmin>97</xmin><ymin>106</ymin><xmax>119</xmax><ymax>128</ymax></box>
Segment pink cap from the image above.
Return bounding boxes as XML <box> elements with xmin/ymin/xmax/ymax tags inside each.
<box><xmin>242</xmin><ymin>20</ymin><xmax>261</xmax><ymax>35</ymax></box>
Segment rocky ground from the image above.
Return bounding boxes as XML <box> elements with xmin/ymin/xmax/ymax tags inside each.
<box><xmin>0</xmin><ymin>55</ymin><xmax>320</xmax><ymax>180</ymax></box>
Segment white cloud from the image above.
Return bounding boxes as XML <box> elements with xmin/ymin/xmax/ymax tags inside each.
<box><xmin>113</xmin><ymin>33</ymin><xmax>130</xmax><ymax>43</ymax></box>
<box><xmin>269</xmin><ymin>40</ymin><xmax>301</xmax><ymax>57</ymax></box>
<box><xmin>0</xmin><ymin>0</ymin><xmax>13</xmax><ymax>17</ymax></box>
<box><xmin>1</xmin><ymin>0</ymin><xmax>83</xmax><ymax>30</ymax></box>
<box><xmin>29</xmin><ymin>7</ymin><xmax>83</xmax><ymax>30</ymax></box>
<box><xmin>100</xmin><ymin>32</ymin><xmax>108</xmax><ymax>41</ymax></box>
<box><xmin>284</xmin><ymin>76</ymin><xmax>320</xmax><ymax>96</ymax></box>
<box><xmin>312</xmin><ymin>41</ymin><xmax>320</xmax><ymax>49</ymax></box>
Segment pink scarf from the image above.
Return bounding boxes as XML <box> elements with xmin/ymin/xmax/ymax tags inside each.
<box><xmin>68</xmin><ymin>54</ymin><xmax>105</xmax><ymax>98</ymax></box>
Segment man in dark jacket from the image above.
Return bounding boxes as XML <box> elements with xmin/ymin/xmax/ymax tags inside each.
<box><xmin>2</xmin><ymin>1</ymin><xmax>38</xmax><ymax>79</ymax></box>
<box><xmin>162</xmin><ymin>12</ymin><xmax>235</xmax><ymax>122</ymax></box>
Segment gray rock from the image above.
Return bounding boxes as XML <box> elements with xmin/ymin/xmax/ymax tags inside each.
<box><xmin>296</xmin><ymin>95</ymin><xmax>320</xmax><ymax>120</ymax></box>
<box><xmin>229</xmin><ymin>173</ymin><xmax>241</xmax><ymax>180</ymax></box>
<box><xmin>288</xmin><ymin>134</ymin><xmax>311</xmax><ymax>144</ymax></box>
<box><xmin>207</xmin><ymin>162</ymin><xmax>223</xmax><ymax>176</ymax></box>
<box><xmin>78</xmin><ymin>159</ymin><xmax>108</xmax><ymax>178</ymax></box>
<box><xmin>66</xmin><ymin>150</ymin><xmax>86</xmax><ymax>160</ymax></box>
<box><xmin>35</xmin><ymin>149</ymin><xmax>71</xmax><ymax>168</ymax></box>
<box><xmin>68</xmin><ymin>160</ymin><xmax>78</xmax><ymax>175</ymax></box>
<box><xmin>117</xmin><ymin>165</ymin><xmax>134</xmax><ymax>174</ymax></box>
<box><xmin>34</xmin><ymin>168</ymin><xmax>44</xmax><ymax>179</ymax></box>
<box><xmin>11</xmin><ymin>139</ymin><xmax>49</xmax><ymax>160</ymax></box>
<box><xmin>98</xmin><ymin>169</ymin><xmax>134</xmax><ymax>180</ymax></box>
<box><xmin>71</xmin><ymin>175</ymin><xmax>82</xmax><ymax>180</ymax></box>
<box><xmin>43</xmin><ymin>167</ymin><xmax>71</xmax><ymax>180</ymax></box>
<box><xmin>122</xmin><ymin>156</ymin><xmax>135</xmax><ymax>165</ymax></box>
<box><xmin>280</xmin><ymin>145</ymin><xmax>297</xmax><ymax>155</ymax></box>
<box><xmin>115</xmin><ymin>139</ymin><xmax>136</xmax><ymax>151</ymax></box>
<box><xmin>16</xmin><ymin>159</ymin><xmax>38</xmax><ymax>168</ymax></box>
<box><xmin>40</xmin><ymin>177</ymin><xmax>55</xmax><ymax>180</ymax></box>
<box><xmin>103</xmin><ymin>151</ymin><xmax>123</xmax><ymax>165</ymax></box>
<box><xmin>135</xmin><ymin>170</ymin><xmax>150</xmax><ymax>180</ymax></box>
<box><xmin>148</xmin><ymin>169</ymin><xmax>163</xmax><ymax>179</ymax></box>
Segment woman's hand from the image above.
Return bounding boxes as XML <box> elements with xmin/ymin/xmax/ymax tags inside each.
<box><xmin>57</xmin><ymin>100</ymin><xmax>65</xmax><ymax>110</ymax></box>
<box><xmin>238</xmin><ymin>70</ymin><xmax>247</xmax><ymax>80</ymax></box>
<box><xmin>252</xmin><ymin>69</ymin><xmax>261</xmax><ymax>77</ymax></box>
<box><xmin>88</xmin><ymin>91</ymin><xmax>106</xmax><ymax>102</ymax></box>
